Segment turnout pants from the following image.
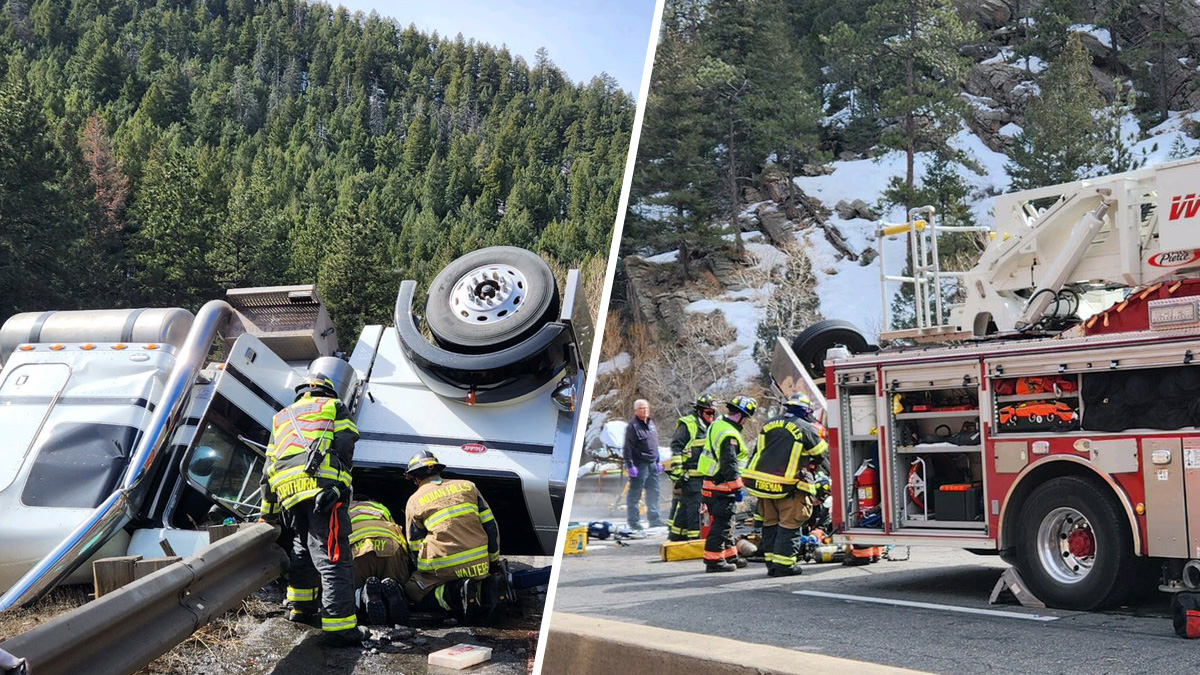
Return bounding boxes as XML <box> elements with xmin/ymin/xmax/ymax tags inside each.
<box><xmin>284</xmin><ymin>499</ymin><xmax>357</xmax><ymax>634</ymax></box>
<box><xmin>759</xmin><ymin>492</ymin><xmax>813</xmax><ymax>570</ymax></box>
<box><xmin>702</xmin><ymin>492</ymin><xmax>737</xmax><ymax>564</ymax></box>
<box><xmin>667</xmin><ymin>479</ymin><xmax>702</xmax><ymax>541</ymax></box>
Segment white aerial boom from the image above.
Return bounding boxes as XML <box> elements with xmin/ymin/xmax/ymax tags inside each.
<box><xmin>879</xmin><ymin>156</ymin><xmax>1200</xmax><ymax>341</ymax></box>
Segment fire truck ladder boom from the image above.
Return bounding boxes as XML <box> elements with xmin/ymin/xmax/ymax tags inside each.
<box><xmin>878</xmin><ymin>157</ymin><xmax>1200</xmax><ymax>341</ymax></box>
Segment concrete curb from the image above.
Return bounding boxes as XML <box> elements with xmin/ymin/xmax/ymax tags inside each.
<box><xmin>541</xmin><ymin>612</ymin><xmax>930</xmax><ymax>675</ymax></box>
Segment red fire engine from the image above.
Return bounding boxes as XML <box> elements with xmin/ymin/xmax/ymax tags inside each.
<box><xmin>773</xmin><ymin>157</ymin><xmax>1200</xmax><ymax>610</ymax></box>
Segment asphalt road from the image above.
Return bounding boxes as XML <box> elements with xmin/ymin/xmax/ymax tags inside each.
<box><xmin>552</xmin><ymin>488</ymin><xmax>1194</xmax><ymax>675</ymax></box>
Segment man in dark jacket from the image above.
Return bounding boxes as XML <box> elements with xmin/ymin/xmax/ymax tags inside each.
<box><xmin>622</xmin><ymin>398</ymin><xmax>662</xmax><ymax>530</ymax></box>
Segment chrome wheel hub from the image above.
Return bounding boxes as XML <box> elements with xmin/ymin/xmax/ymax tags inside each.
<box><xmin>449</xmin><ymin>263</ymin><xmax>527</xmax><ymax>324</ymax></box>
<box><xmin>1037</xmin><ymin>506</ymin><xmax>1095</xmax><ymax>584</ymax></box>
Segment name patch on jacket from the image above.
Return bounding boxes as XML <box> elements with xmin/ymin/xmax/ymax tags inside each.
<box><xmin>418</xmin><ymin>481</ymin><xmax>474</xmax><ymax>506</ymax></box>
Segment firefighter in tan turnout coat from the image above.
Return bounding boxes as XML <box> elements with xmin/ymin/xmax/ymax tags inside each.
<box><xmin>403</xmin><ymin>451</ymin><xmax>502</xmax><ymax>622</ymax></box>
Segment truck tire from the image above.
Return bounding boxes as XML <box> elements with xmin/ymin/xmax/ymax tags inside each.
<box><xmin>425</xmin><ymin>247</ymin><xmax>560</xmax><ymax>354</ymax></box>
<box><xmin>790</xmin><ymin>320</ymin><xmax>871</xmax><ymax>378</ymax></box>
<box><xmin>1013</xmin><ymin>475</ymin><xmax>1135</xmax><ymax>610</ymax></box>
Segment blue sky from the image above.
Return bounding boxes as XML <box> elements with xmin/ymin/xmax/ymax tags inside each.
<box><xmin>330</xmin><ymin>0</ymin><xmax>658</xmax><ymax>95</ymax></box>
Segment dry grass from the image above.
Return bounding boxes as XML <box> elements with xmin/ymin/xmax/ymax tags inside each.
<box><xmin>0</xmin><ymin>585</ymin><xmax>92</xmax><ymax>641</ymax></box>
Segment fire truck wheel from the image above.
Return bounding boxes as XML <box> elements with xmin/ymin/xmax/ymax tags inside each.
<box><xmin>1014</xmin><ymin>475</ymin><xmax>1135</xmax><ymax>610</ymax></box>
<box><xmin>791</xmin><ymin>320</ymin><xmax>872</xmax><ymax>379</ymax></box>
<box><xmin>425</xmin><ymin>246</ymin><xmax>561</xmax><ymax>354</ymax></box>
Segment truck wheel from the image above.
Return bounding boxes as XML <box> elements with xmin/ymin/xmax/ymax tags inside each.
<box><xmin>425</xmin><ymin>247</ymin><xmax>560</xmax><ymax>354</ymax></box>
<box><xmin>1013</xmin><ymin>475</ymin><xmax>1135</xmax><ymax>610</ymax></box>
<box><xmin>791</xmin><ymin>320</ymin><xmax>871</xmax><ymax>379</ymax></box>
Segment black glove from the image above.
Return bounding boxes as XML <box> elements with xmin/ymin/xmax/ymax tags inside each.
<box><xmin>313</xmin><ymin>486</ymin><xmax>342</xmax><ymax>513</ymax></box>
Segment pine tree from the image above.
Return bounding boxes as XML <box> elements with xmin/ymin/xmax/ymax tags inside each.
<box><xmin>825</xmin><ymin>0</ymin><xmax>980</xmax><ymax>208</ymax></box>
<box><xmin>129</xmin><ymin>145</ymin><xmax>218</xmax><ymax>306</ymax></box>
<box><xmin>1007</xmin><ymin>34</ymin><xmax>1107</xmax><ymax>190</ymax></box>
<box><xmin>624</xmin><ymin>0</ymin><xmax>720</xmax><ymax>278</ymax></box>
<box><xmin>0</xmin><ymin>73</ymin><xmax>76</xmax><ymax>316</ymax></box>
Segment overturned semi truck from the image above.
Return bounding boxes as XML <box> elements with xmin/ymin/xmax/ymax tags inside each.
<box><xmin>0</xmin><ymin>246</ymin><xmax>590</xmax><ymax>610</ymax></box>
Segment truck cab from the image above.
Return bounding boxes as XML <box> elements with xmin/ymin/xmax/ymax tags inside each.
<box><xmin>0</xmin><ymin>246</ymin><xmax>587</xmax><ymax>610</ymax></box>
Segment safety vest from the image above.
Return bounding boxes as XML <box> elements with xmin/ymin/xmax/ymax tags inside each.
<box><xmin>669</xmin><ymin>414</ymin><xmax>708</xmax><ymax>480</ymax></box>
<box><xmin>698</xmin><ymin>418</ymin><xmax>747</xmax><ymax>493</ymax></box>
<box><xmin>744</xmin><ymin>415</ymin><xmax>828</xmax><ymax>499</ymax></box>
<box><xmin>349</xmin><ymin>500</ymin><xmax>408</xmax><ymax>558</ymax></box>
<box><xmin>263</xmin><ymin>395</ymin><xmax>355</xmax><ymax>513</ymax></box>
<box><xmin>406</xmin><ymin>478</ymin><xmax>499</xmax><ymax>588</ymax></box>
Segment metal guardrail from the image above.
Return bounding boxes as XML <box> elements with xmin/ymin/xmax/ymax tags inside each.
<box><xmin>0</xmin><ymin>523</ymin><xmax>287</xmax><ymax>675</ymax></box>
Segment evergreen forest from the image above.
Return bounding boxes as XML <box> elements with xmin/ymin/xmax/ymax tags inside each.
<box><xmin>625</xmin><ymin>0</ymin><xmax>1200</xmax><ymax>281</ymax></box>
<box><xmin>0</xmin><ymin>0</ymin><xmax>633</xmax><ymax>339</ymax></box>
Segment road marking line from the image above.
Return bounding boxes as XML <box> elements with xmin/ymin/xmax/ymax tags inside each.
<box><xmin>793</xmin><ymin>590</ymin><xmax>1059</xmax><ymax>622</ymax></box>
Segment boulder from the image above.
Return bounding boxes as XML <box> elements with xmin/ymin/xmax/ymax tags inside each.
<box><xmin>859</xmin><ymin>247</ymin><xmax>879</xmax><ymax>267</ymax></box>
<box><xmin>800</xmin><ymin>163</ymin><xmax>834</xmax><ymax>177</ymax></box>
<box><xmin>966</xmin><ymin>104</ymin><xmax>1016</xmax><ymax>153</ymax></box>
<box><xmin>965</xmin><ymin>0</ymin><xmax>1011</xmax><ymax>30</ymax></box>
<box><xmin>623</xmin><ymin>255</ymin><xmax>659</xmax><ymax>325</ymax></box>
<box><xmin>1074</xmin><ymin>31</ymin><xmax>1110</xmax><ymax>62</ymax></box>
<box><xmin>834</xmin><ymin>198</ymin><xmax>877</xmax><ymax>221</ymax></box>
<box><xmin>761</xmin><ymin>169</ymin><xmax>793</xmax><ymax>204</ymax></box>
<box><xmin>1089</xmin><ymin>65</ymin><xmax>1116</xmax><ymax>103</ymax></box>
<box><xmin>966</xmin><ymin>62</ymin><xmax>1030</xmax><ymax>109</ymax></box>
<box><xmin>755</xmin><ymin>203</ymin><xmax>793</xmax><ymax>247</ymax></box>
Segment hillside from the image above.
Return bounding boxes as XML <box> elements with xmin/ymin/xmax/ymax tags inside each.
<box><xmin>0</xmin><ymin>0</ymin><xmax>633</xmax><ymax>338</ymax></box>
<box><xmin>594</xmin><ymin>0</ymin><xmax>1200</xmax><ymax>441</ymax></box>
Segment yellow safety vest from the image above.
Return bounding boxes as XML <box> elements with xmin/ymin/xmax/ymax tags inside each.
<box><xmin>262</xmin><ymin>395</ymin><xmax>356</xmax><ymax>513</ymax></box>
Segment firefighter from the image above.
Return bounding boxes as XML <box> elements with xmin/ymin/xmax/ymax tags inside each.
<box><xmin>667</xmin><ymin>394</ymin><xmax>716</xmax><ymax>541</ymax></box>
<box><xmin>698</xmin><ymin>395</ymin><xmax>757</xmax><ymax>572</ymax></box>
<box><xmin>403</xmin><ymin>451</ymin><xmax>502</xmax><ymax>624</ymax></box>
<box><xmin>260</xmin><ymin>376</ymin><xmax>367</xmax><ymax>646</ymax></box>
<box><xmin>349</xmin><ymin>500</ymin><xmax>411</xmax><ymax>626</ymax></box>
<box><xmin>744</xmin><ymin>393</ymin><xmax>828</xmax><ymax>576</ymax></box>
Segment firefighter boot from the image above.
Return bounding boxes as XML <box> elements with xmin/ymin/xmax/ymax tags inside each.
<box><xmin>706</xmin><ymin>559</ymin><xmax>737</xmax><ymax>573</ymax></box>
<box><xmin>767</xmin><ymin>563</ymin><xmax>803</xmax><ymax>577</ymax></box>
<box><xmin>730</xmin><ymin>556</ymin><xmax>748</xmax><ymax>568</ymax></box>
<box><xmin>324</xmin><ymin>625</ymin><xmax>371</xmax><ymax>647</ymax></box>
<box><xmin>287</xmin><ymin>608</ymin><xmax>320</xmax><ymax>627</ymax></box>
<box><xmin>380</xmin><ymin>578</ymin><xmax>409</xmax><ymax>625</ymax></box>
<box><xmin>360</xmin><ymin>577</ymin><xmax>388</xmax><ymax>626</ymax></box>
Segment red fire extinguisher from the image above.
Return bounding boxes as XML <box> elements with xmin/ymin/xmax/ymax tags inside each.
<box><xmin>854</xmin><ymin>459</ymin><xmax>879</xmax><ymax>515</ymax></box>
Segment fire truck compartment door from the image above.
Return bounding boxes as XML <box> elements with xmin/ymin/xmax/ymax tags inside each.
<box><xmin>882</xmin><ymin>363</ymin><xmax>979</xmax><ymax>391</ymax></box>
<box><xmin>1142</xmin><ymin>438</ymin><xmax>1188</xmax><ymax>558</ymax></box>
<box><xmin>1186</xmin><ymin>439</ymin><xmax>1200</xmax><ymax>559</ymax></box>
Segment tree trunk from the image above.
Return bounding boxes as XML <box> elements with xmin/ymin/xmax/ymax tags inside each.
<box><xmin>1158</xmin><ymin>0</ymin><xmax>1168</xmax><ymax>122</ymax></box>
<box><xmin>728</xmin><ymin>117</ymin><xmax>744</xmax><ymax>260</ymax></box>
<box><xmin>905</xmin><ymin>2</ymin><xmax>916</xmax><ymax>215</ymax></box>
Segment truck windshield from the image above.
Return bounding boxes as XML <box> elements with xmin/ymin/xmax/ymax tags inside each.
<box><xmin>185</xmin><ymin>421</ymin><xmax>265</xmax><ymax>518</ymax></box>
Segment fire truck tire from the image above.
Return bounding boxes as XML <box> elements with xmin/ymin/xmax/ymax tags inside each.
<box><xmin>1013</xmin><ymin>475</ymin><xmax>1135</xmax><ymax>610</ymax></box>
<box><xmin>425</xmin><ymin>246</ymin><xmax>560</xmax><ymax>354</ymax></box>
<box><xmin>791</xmin><ymin>320</ymin><xmax>872</xmax><ymax>378</ymax></box>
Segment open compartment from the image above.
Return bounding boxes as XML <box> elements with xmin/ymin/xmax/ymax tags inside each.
<box><xmin>835</xmin><ymin>369</ymin><xmax>882</xmax><ymax>529</ymax></box>
<box><xmin>884</xmin><ymin>364</ymin><xmax>986</xmax><ymax>531</ymax></box>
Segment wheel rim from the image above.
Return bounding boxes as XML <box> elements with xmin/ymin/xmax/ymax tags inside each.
<box><xmin>449</xmin><ymin>263</ymin><xmax>528</xmax><ymax>325</ymax></box>
<box><xmin>1036</xmin><ymin>506</ymin><xmax>1095</xmax><ymax>584</ymax></box>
